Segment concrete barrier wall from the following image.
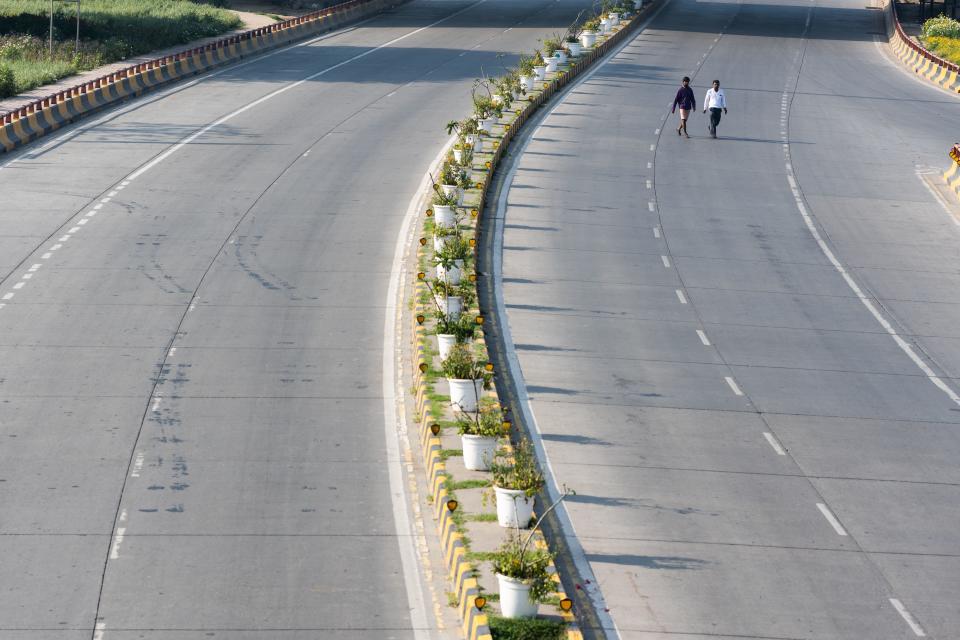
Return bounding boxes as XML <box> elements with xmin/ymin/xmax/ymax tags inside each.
<box><xmin>884</xmin><ymin>0</ymin><xmax>960</xmax><ymax>92</ymax></box>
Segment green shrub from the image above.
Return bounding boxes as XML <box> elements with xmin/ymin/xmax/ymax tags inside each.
<box><xmin>922</xmin><ymin>15</ymin><xmax>960</xmax><ymax>39</ymax></box>
<box><xmin>0</xmin><ymin>62</ymin><xmax>14</xmax><ymax>98</ymax></box>
<box><xmin>0</xmin><ymin>1</ymin><xmax>241</xmax><ymax>96</ymax></box>
<box><xmin>924</xmin><ymin>35</ymin><xmax>960</xmax><ymax>65</ymax></box>
<box><xmin>488</xmin><ymin>616</ymin><xmax>566</xmax><ymax>640</ymax></box>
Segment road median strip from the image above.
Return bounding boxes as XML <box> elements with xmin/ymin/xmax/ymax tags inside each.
<box><xmin>404</xmin><ymin>3</ymin><xmax>656</xmax><ymax>637</ymax></box>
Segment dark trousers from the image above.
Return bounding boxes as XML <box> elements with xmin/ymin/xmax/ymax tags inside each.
<box><xmin>708</xmin><ymin>108</ymin><xmax>722</xmax><ymax>135</ymax></box>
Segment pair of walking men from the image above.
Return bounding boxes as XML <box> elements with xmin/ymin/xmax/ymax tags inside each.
<box><xmin>671</xmin><ymin>77</ymin><xmax>728</xmax><ymax>138</ymax></box>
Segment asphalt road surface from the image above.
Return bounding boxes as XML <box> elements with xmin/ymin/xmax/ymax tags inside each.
<box><xmin>0</xmin><ymin>1</ymin><xmax>593</xmax><ymax>637</ymax></box>
<box><xmin>497</xmin><ymin>0</ymin><xmax>960</xmax><ymax>637</ymax></box>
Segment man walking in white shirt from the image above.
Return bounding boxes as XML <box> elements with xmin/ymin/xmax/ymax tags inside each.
<box><xmin>703</xmin><ymin>79</ymin><xmax>728</xmax><ymax>139</ymax></box>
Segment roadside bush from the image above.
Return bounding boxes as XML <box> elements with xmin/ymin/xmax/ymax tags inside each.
<box><xmin>922</xmin><ymin>15</ymin><xmax>960</xmax><ymax>39</ymax></box>
<box><xmin>0</xmin><ymin>1</ymin><xmax>241</xmax><ymax>98</ymax></box>
<box><xmin>925</xmin><ymin>35</ymin><xmax>960</xmax><ymax>65</ymax></box>
<box><xmin>0</xmin><ymin>62</ymin><xmax>15</xmax><ymax>99</ymax></box>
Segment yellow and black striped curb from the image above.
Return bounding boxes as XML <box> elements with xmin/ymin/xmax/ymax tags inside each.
<box><xmin>407</xmin><ymin>5</ymin><xmax>653</xmax><ymax>639</ymax></box>
<box><xmin>884</xmin><ymin>0</ymin><xmax>960</xmax><ymax>92</ymax></box>
<box><xmin>944</xmin><ymin>162</ymin><xmax>960</xmax><ymax>200</ymax></box>
<box><xmin>0</xmin><ymin>0</ymin><xmax>403</xmax><ymax>154</ymax></box>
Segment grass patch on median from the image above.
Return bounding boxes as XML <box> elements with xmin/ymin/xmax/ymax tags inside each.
<box><xmin>0</xmin><ymin>0</ymin><xmax>242</xmax><ymax>98</ymax></box>
<box><xmin>488</xmin><ymin>616</ymin><xmax>566</xmax><ymax>640</ymax></box>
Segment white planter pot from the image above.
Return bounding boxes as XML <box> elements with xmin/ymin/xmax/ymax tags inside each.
<box><xmin>634</xmin><ymin>0</ymin><xmax>643</xmax><ymax>8</ymax></box>
<box><xmin>533</xmin><ymin>65</ymin><xmax>546</xmax><ymax>81</ymax></box>
<box><xmin>434</xmin><ymin>205</ymin><xmax>456</xmax><ymax>228</ymax></box>
<box><xmin>434</xmin><ymin>234</ymin><xmax>451</xmax><ymax>253</ymax></box>
<box><xmin>439</xmin><ymin>295</ymin><xmax>463</xmax><ymax>320</ymax></box>
<box><xmin>465</xmin><ymin>134</ymin><xmax>483</xmax><ymax>153</ymax></box>
<box><xmin>580</xmin><ymin>31</ymin><xmax>597</xmax><ymax>48</ymax></box>
<box><xmin>600</xmin><ymin>18</ymin><xmax>611</xmax><ymax>34</ymax></box>
<box><xmin>608</xmin><ymin>12</ymin><xmax>620</xmax><ymax>25</ymax></box>
<box><xmin>545</xmin><ymin>57</ymin><xmax>558</xmax><ymax>73</ymax></box>
<box><xmin>436</xmin><ymin>259</ymin><xmax>464</xmax><ymax>285</ymax></box>
<box><xmin>565</xmin><ymin>41</ymin><xmax>582</xmax><ymax>57</ymax></box>
<box><xmin>462</xmin><ymin>434</ymin><xmax>498</xmax><ymax>471</ymax></box>
<box><xmin>478</xmin><ymin>116</ymin><xmax>497</xmax><ymax>133</ymax></box>
<box><xmin>519</xmin><ymin>75</ymin><xmax>535</xmax><ymax>92</ymax></box>
<box><xmin>448</xmin><ymin>377</ymin><xmax>484</xmax><ymax>412</ymax></box>
<box><xmin>555</xmin><ymin>49</ymin><xmax>568</xmax><ymax>64</ymax></box>
<box><xmin>497</xmin><ymin>574</ymin><xmax>538</xmax><ymax>619</ymax></box>
<box><xmin>494</xmin><ymin>92</ymin><xmax>512</xmax><ymax>106</ymax></box>
<box><xmin>453</xmin><ymin>147</ymin><xmax>466</xmax><ymax>164</ymax></box>
<box><xmin>437</xmin><ymin>334</ymin><xmax>458</xmax><ymax>360</ymax></box>
<box><xmin>440</xmin><ymin>184</ymin><xmax>463</xmax><ymax>204</ymax></box>
<box><xmin>495</xmin><ymin>486</ymin><xmax>535</xmax><ymax>528</ymax></box>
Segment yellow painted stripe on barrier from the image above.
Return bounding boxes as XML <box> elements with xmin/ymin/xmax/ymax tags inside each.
<box><xmin>11</xmin><ymin>119</ymin><xmax>29</xmax><ymax>140</ymax></box>
<box><xmin>0</xmin><ymin>127</ymin><xmax>15</xmax><ymax>151</ymax></box>
<box><xmin>944</xmin><ymin>163</ymin><xmax>959</xmax><ymax>183</ymax></box>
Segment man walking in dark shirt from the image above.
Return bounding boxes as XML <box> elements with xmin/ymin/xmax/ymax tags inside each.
<box><xmin>671</xmin><ymin>76</ymin><xmax>696</xmax><ymax>138</ymax></box>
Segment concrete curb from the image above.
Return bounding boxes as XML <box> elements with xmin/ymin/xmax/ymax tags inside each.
<box><xmin>405</xmin><ymin>6</ymin><xmax>654</xmax><ymax>639</ymax></box>
<box><xmin>883</xmin><ymin>0</ymin><xmax>960</xmax><ymax>92</ymax></box>
<box><xmin>0</xmin><ymin>0</ymin><xmax>401</xmax><ymax>155</ymax></box>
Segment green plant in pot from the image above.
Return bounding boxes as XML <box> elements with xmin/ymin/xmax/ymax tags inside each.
<box><xmin>432</xmin><ymin>235</ymin><xmax>470</xmax><ymax>286</ymax></box>
<box><xmin>432</xmin><ymin>219</ymin><xmax>460</xmax><ymax>252</ymax></box>
<box><xmin>435</xmin><ymin>311</ymin><xmax>477</xmax><ymax>359</ymax></box>
<box><xmin>473</xmin><ymin>92</ymin><xmax>503</xmax><ymax>123</ymax></box>
<box><xmin>492</xmin><ymin>533</ymin><xmax>554</xmax><ymax>619</ymax></box>
<box><xmin>457</xmin><ymin>396</ymin><xmax>503</xmax><ymax>470</ymax></box>
<box><xmin>490</xmin><ymin>439</ymin><xmax>544</xmax><ymax>522</ymax></box>
<box><xmin>430</xmin><ymin>176</ymin><xmax>460</xmax><ymax>229</ymax></box>
<box><xmin>440</xmin><ymin>343</ymin><xmax>490</xmax><ymax>412</ymax></box>
<box><xmin>541</xmin><ymin>35</ymin><xmax>561</xmax><ymax>58</ymax></box>
<box><xmin>492</xmin><ymin>73</ymin><xmax>516</xmax><ymax>110</ymax></box>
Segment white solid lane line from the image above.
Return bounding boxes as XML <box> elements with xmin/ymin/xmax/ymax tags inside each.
<box><xmin>763</xmin><ymin>432</ymin><xmax>787</xmax><ymax>456</ymax></box>
<box><xmin>816</xmin><ymin>503</ymin><xmax>848</xmax><ymax>536</ymax></box>
<box><xmin>696</xmin><ymin>329</ymin><xmax>710</xmax><ymax>346</ymax></box>
<box><xmin>724</xmin><ymin>376</ymin><xmax>743</xmax><ymax>396</ymax></box>
<box><xmin>890</xmin><ymin>598</ymin><xmax>927</xmax><ymax>637</ymax></box>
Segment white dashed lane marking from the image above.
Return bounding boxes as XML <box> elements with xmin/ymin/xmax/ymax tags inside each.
<box><xmin>816</xmin><ymin>503</ymin><xmax>848</xmax><ymax>536</ymax></box>
<box><xmin>696</xmin><ymin>329</ymin><xmax>711</xmax><ymax>346</ymax></box>
<box><xmin>890</xmin><ymin>598</ymin><xmax>927</xmax><ymax>637</ymax></box>
<box><xmin>661</xmin><ymin>255</ymin><xmax>671</xmax><ymax>268</ymax></box>
<box><xmin>724</xmin><ymin>376</ymin><xmax>744</xmax><ymax>396</ymax></box>
<box><xmin>653</xmin><ymin>226</ymin><xmax>661</xmax><ymax>238</ymax></box>
<box><xmin>763</xmin><ymin>432</ymin><xmax>787</xmax><ymax>455</ymax></box>
<box><xmin>675</xmin><ymin>289</ymin><xmax>687</xmax><ymax>304</ymax></box>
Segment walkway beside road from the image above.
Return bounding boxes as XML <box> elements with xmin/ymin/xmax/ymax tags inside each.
<box><xmin>495</xmin><ymin>0</ymin><xmax>960</xmax><ymax>637</ymax></box>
